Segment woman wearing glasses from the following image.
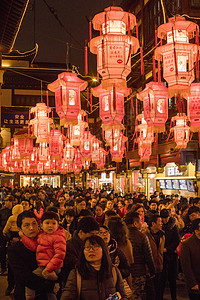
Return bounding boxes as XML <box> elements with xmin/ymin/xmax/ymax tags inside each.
<box><xmin>61</xmin><ymin>235</ymin><xmax>127</xmax><ymax>300</ymax></box>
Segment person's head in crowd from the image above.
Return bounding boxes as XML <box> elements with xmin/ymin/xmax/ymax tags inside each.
<box><xmin>17</xmin><ymin>210</ymin><xmax>39</xmax><ymax>239</ymax></box>
<box><xmin>191</xmin><ymin>218</ymin><xmax>200</xmax><ymax>239</ymax></box>
<box><xmin>107</xmin><ymin>216</ymin><xmax>128</xmax><ymax>246</ymax></box>
<box><xmin>192</xmin><ymin>197</ymin><xmax>200</xmax><ymax>209</ymax></box>
<box><xmin>99</xmin><ymin>198</ymin><xmax>107</xmax><ymax>209</ymax></box>
<box><xmin>38</xmin><ymin>191</ymin><xmax>46</xmax><ymax>201</ymax></box>
<box><xmin>77</xmin><ymin>216</ymin><xmax>99</xmax><ymax>241</ymax></box>
<box><xmin>64</xmin><ymin>193</ymin><xmax>70</xmax><ymax>201</ymax></box>
<box><xmin>149</xmin><ymin>200</ymin><xmax>158</xmax><ymax>211</ymax></box>
<box><xmin>90</xmin><ymin>197</ymin><xmax>97</xmax><ymax>208</ymax></box>
<box><xmin>158</xmin><ymin>200</ymin><xmax>167</xmax><ymax>212</ymax></box>
<box><xmin>132</xmin><ymin>204</ymin><xmax>145</xmax><ymax>222</ymax></box>
<box><xmin>65</xmin><ymin>199</ymin><xmax>74</xmax><ymax>209</ymax></box>
<box><xmin>124</xmin><ymin>198</ymin><xmax>133</xmax><ymax>208</ymax></box>
<box><xmin>104</xmin><ymin>209</ymin><xmax>117</xmax><ymax>226</ymax></box>
<box><xmin>99</xmin><ymin>225</ymin><xmax>111</xmax><ymax>246</ymax></box>
<box><xmin>113</xmin><ymin>196</ymin><xmax>118</xmax><ymax>205</ymax></box>
<box><xmin>124</xmin><ymin>211</ymin><xmax>142</xmax><ymax>230</ymax></box>
<box><xmin>58</xmin><ymin>195</ymin><xmax>66</xmax><ymax>206</ymax></box>
<box><xmin>148</xmin><ymin>214</ymin><xmax>163</xmax><ymax>232</ymax></box>
<box><xmin>13</xmin><ymin>196</ymin><xmax>20</xmax><ymax>206</ymax></box>
<box><xmin>180</xmin><ymin>204</ymin><xmax>189</xmax><ymax>218</ymax></box>
<box><xmin>21</xmin><ymin>199</ymin><xmax>31</xmax><ymax>211</ymax></box>
<box><xmin>78</xmin><ymin>209</ymin><xmax>93</xmax><ymax>221</ymax></box>
<box><xmin>95</xmin><ymin>204</ymin><xmax>104</xmax><ymax>217</ymax></box>
<box><xmin>34</xmin><ymin>200</ymin><xmax>44</xmax><ymax>212</ymax></box>
<box><xmin>105</xmin><ymin>200</ymin><xmax>114</xmax><ymax>211</ymax></box>
<box><xmin>75</xmin><ymin>197</ymin><xmax>87</xmax><ymax>215</ymax></box>
<box><xmin>4</xmin><ymin>195</ymin><xmax>14</xmax><ymax>209</ymax></box>
<box><xmin>64</xmin><ymin>208</ymin><xmax>75</xmax><ymax>224</ymax></box>
<box><xmin>40</xmin><ymin>211</ymin><xmax>59</xmax><ymax>234</ymax></box>
<box><xmin>160</xmin><ymin>208</ymin><xmax>170</xmax><ymax>224</ymax></box>
<box><xmin>29</xmin><ymin>195</ymin><xmax>37</xmax><ymax>207</ymax></box>
<box><xmin>46</xmin><ymin>206</ymin><xmax>59</xmax><ymax>214</ymax></box>
<box><xmin>188</xmin><ymin>206</ymin><xmax>200</xmax><ymax>222</ymax></box>
<box><xmin>118</xmin><ymin>199</ymin><xmax>125</xmax><ymax>210</ymax></box>
<box><xmin>24</xmin><ymin>191</ymin><xmax>31</xmax><ymax>200</ymax></box>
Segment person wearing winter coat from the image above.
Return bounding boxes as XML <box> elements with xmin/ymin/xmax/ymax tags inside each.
<box><xmin>3</xmin><ymin>204</ymin><xmax>23</xmax><ymax>240</ymax></box>
<box><xmin>22</xmin><ymin>211</ymin><xmax>66</xmax><ymax>300</ymax></box>
<box><xmin>159</xmin><ymin>209</ymin><xmax>180</xmax><ymax>300</ymax></box>
<box><xmin>61</xmin><ymin>235</ymin><xmax>127</xmax><ymax>300</ymax></box>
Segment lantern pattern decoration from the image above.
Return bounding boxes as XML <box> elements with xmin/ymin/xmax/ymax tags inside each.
<box><xmin>110</xmin><ymin>132</ymin><xmax>127</xmax><ymax>162</ymax></box>
<box><xmin>13</xmin><ymin>128</ymin><xmax>34</xmax><ymax>159</ymax></box>
<box><xmin>49</xmin><ymin>129</ymin><xmax>64</xmax><ymax>160</ymax></box>
<box><xmin>7</xmin><ymin>143</ymin><xmax>15</xmax><ymax>168</ymax></box>
<box><xmin>104</xmin><ymin>126</ymin><xmax>122</xmax><ymax>147</ymax></box>
<box><xmin>83</xmin><ymin>159</ymin><xmax>90</xmax><ymax>170</ymax></box>
<box><xmin>170</xmin><ymin>113</ymin><xmax>190</xmax><ymax>149</ymax></box>
<box><xmin>91</xmin><ymin>84</ymin><xmax>131</xmax><ymax>130</ymax></box>
<box><xmin>95</xmin><ymin>147</ymin><xmax>107</xmax><ymax>168</ymax></box>
<box><xmin>29</xmin><ymin>147</ymin><xmax>38</xmax><ymax>172</ymax></box>
<box><xmin>73</xmin><ymin>149</ymin><xmax>83</xmax><ymax>174</ymax></box>
<box><xmin>136</xmin><ymin>113</ymin><xmax>154</xmax><ymax>162</ymax></box>
<box><xmin>48</xmin><ymin>72</ymin><xmax>88</xmax><ymax>127</ymax></box>
<box><xmin>1</xmin><ymin>146</ymin><xmax>10</xmax><ymax>171</ymax></box>
<box><xmin>187</xmin><ymin>83</ymin><xmax>200</xmax><ymax>132</ymax></box>
<box><xmin>80</xmin><ymin>131</ymin><xmax>94</xmax><ymax>162</ymax></box>
<box><xmin>44</xmin><ymin>160</ymin><xmax>52</xmax><ymax>174</ymax></box>
<box><xmin>30</xmin><ymin>103</ymin><xmax>52</xmax><ymax>143</ymax></box>
<box><xmin>37</xmin><ymin>162</ymin><xmax>44</xmax><ymax>174</ymax></box>
<box><xmin>89</xmin><ymin>6</ymin><xmax>139</xmax><ymax>89</ymax></box>
<box><xmin>137</xmin><ymin>82</ymin><xmax>169</xmax><ymax>133</ymax></box>
<box><xmin>91</xmin><ymin>138</ymin><xmax>101</xmax><ymax>164</ymax></box>
<box><xmin>154</xmin><ymin>16</ymin><xmax>199</xmax><ymax>98</ymax></box>
<box><xmin>69</xmin><ymin>110</ymin><xmax>88</xmax><ymax>147</ymax></box>
<box><xmin>63</xmin><ymin>139</ymin><xmax>75</xmax><ymax>163</ymax></box>
<box><xmin>38</xmin><ymin>142</ymin><xmax>50</xmax><ymax>162</ymax></box>
<box><xmin>60</xmin><ymin>161</ymin><xmax>69</xmax><ymax>174</ymax></box>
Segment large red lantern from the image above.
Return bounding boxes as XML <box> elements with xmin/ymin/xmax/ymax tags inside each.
<box><xmin>109</xmin><ymin>132</ymin><xmax>127</xmax><ymax>162</ymax></box>
<box><xmin>30</xmin><ymin>103</ymin><xmax>52</xmax><ymax>143</ymax></box>
<box><xmin>170</xmin><ymin>113</ymin><xmax>190</xmax><ymax>148</ymax></box>
<box><xmin>155</xmin><ymin>16</ymin><xmax>199</xmax><ymax>97</ymax></box>
<box><xmin>95</xmin><ymin>148</ymin><xmax>107</xmax><ymax>168</ymax></box>
<box><xmin>69</xmin><ymin>110</ymin><xmax>88</xmax><ymax>146</ymax></box>
<box><xmin>137</xmin><ymin>82</ymin><xmax>168</xmax><ymax>133</ymax></box>
<box><xmin>104</xmin><ymin>126</ymin><xmax>122</xmax><ymax>147</ymax></box>
<box><xmin>49</xmin><ymin>129</ymin><xmax>64</xmax><ymax>160</ymax></box>
<box><xmin>63</xmin><ymin>139</ymin><xmax>75</xmax><ymax>163</ymax></box>
<box><xmin>48</xmin><ymin>72</ymin><xmax>88</xmax><ymax>126</ymax></box>
<box><xmin>80</xmin><ymin>131</ymin><xmax>94</xmax><ymax>162</ymax></box>
<box><xmin>89</xmin><ymin>6</ymin><xmax>139</xmax><ymax>89</ymax></box>
<box><xmin>187</xmin><ymin>83</ymin><xmax>200</xmax><ymax>132</ymax></box>
<box><xmin>92</xmin><ymin>84</ymin><xmax>130</xmax><ymax>129</ymax></box>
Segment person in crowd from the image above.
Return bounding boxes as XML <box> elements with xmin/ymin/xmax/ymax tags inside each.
<box><xmin>118</xmin><ymin>197</ymin><xmax>132</xmax><ymax>218</ymax></box>
<box><xmin>33</xmin><ymin>200</ymin><xmax>44</xmax><ymax>225</ymax></box>
<box><xmin>146</xmin><ymin>214</ymin><xmax>165</xmax><ymax>300</ymax></box>
<box><xmin>94</xmin><ymin>204</ymin><xmax>105</xmax><ymax>226</ymax></box>
<box><xmin>105</xmin><ymin>199</ymin><xmax>115</xmax><ymax>212</ymax></box>
<box><xmin>132</xmin><ymin>204</ymin><xmax>148</xmax><ymax>233</ymax></box>
<box><xmin>21</xmin><ymin>199</ymin><xmax>31</xmax><ymax>211</ymax></box>
<box><xmin>3</xmin><ymin>204</ymin><xmax>23</xmax><ymax>240</ymax></box>
<box><xmin>74</xmin><ymin>197</ymin><xmax>87</xmax><ymax>216</ymax></box>
<box><xmin>159</xmin><ymin>208</ymin><xmax>180</xmax><ymax>300</ymax></box>
<box><xmin>180</xmin><ymin>218</ymin><xmax>200</xmax><ymax>300</ymax></box>
<box><xmin>125</xmin><ymin>211</ymin><xmax>155</xmax><ymax>300</ymax></box>
<box><xmin>62</xmin><ymin>208</ymin><xmax>76</xmax><ymax>235</ymax></box>
<box><xmin>62</xmin><ymin>216</ymin><xmax>99</xmax><ymax>285</ymax></box>
<box><xmin>181</xmin><ymin>206</ymin><xmax>200</xmax><ymax>236</ymax></box>
<box><xmin>60</xmin><ymin>235</ymin><xmax>127</xmax><ymax>300</ymax></box>
<box><xmin>7</xmin><ymin>210</ymin><xmax>56</xmax><ymax>300</ymax></box>
<box><xmin>0</xmin><ymin>195</ymin><xmax>13</xmax><ymax>275</ymax></box>
<box><xmin>192</xmin><ymin>197</ymin><xmax>200</xmax><ymax>209</ymax></box>
<box><xmin>22</xmin><ymin>211</ymin><xmax>66</xmax><ymax>300</ymax></box>
<box><xmin>88</xmin><ymin>196</ymin><xmax>97</xmax><ymax>214</ymax></box>
<box><xmin>104</xmin><ymin>209</ymin><xmax>117</xmax><ymax>226</ymax></box>
<box><xmin>57</xmin><ymin>195</ymin><xmax>66</xmax><ymax>224</ymax></box>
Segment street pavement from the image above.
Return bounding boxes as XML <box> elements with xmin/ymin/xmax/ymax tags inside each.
<box><xmin>0</xmin><ymin>270</ymin><xmax>189</xmax><ymax>300</ymax></box>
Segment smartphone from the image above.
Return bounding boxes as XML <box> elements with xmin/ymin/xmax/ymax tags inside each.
<box><xmin>106</xmin><ymin>292</ymin><xmax>121</xmax><ymax>300</ymax></box>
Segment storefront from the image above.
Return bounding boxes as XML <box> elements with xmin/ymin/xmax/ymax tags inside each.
<box><xmin>20</xmin><ymin>174</ymin><xmax>60</xmax><ymax>188</ymax></box>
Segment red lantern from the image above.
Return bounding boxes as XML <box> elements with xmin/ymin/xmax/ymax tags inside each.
<box><xmin>37</xmin><ymin>162</ymin><xmax>44</xmax><ymax>174</ymax></box>
<box><xmin>110</xmin><ymin>132</ymin><xmax>127</xmax><ymax>162</ymax></box>
<box><xmin>155</xmin><ymin>16</ymin><xmax>199</xmax><ymax>97</ymax></box>
<box><xmin>49</xmin><ymin>129</ymin><xmax>64</xmax><ymax>160</ymax></box>
<box><xmin>92</xmin><ymin>84</ymin><xmax>130</xmax><ymax>129</ymax></box>
<box><xmin>69</xmin><ymin>110</ymin><xmax>88</xmax><ymax>146</ymax></box>
<box><xmin>95</xmin><ymin>148</ymin><xmax>107</xmax><ymax>168</ymax></box>
<box><xmin>29</xmin><ymin>147</ymin><xmax>38</xmax><ymax>172</ymax></box>
<box><xmin>170</xmin><ymin>113</ymin><xmax>190</xmax><ymax>148</ymax></box>
<box><xmin>91</xmin><ymin>138</ymin><xmax>101</xmax><ymax>164</ymax></box>
<box><xmin>104</xmin><ymin>126</ymin><xmax>122</xmax><ymax>147</ymax></box>
<box><xmin>89</xmin><ymin>6</ymin><xmax>139</xmax><ymax>89</ymax></box>
<box><xmin>38</xmin><ymin>142</ymin><xmax>50</xmax><ymax>162</ymax></box>
<box><xmin>73</xmin><ymin>149</ymin><xmax>83</xmax><ymax>173</ymax></box>
<box><xmin>63</xmin><ymin>139</ymin><xmax>75</xmax><ymax>163</ymax></box>
<box><xmin>187</xmin><ymin>83</ymin><xmax>200</xmax><ymax>132</ymax></box>
<box><xmin>137</xmin><ymin>82</ymin><xmax>168</xmax><ymax>133</ymax></box>
<box><xmin>30</xmin><ymin>103</ymin><xmax>52</xmax><ymax>143</ymax></box>
<box><xmin>48</xmin><ymin>72</ymin><xmax>88</xmax><ymax>126</ymax></box>
<box><xmin>80</xmin><ymin>131</ymin><xmax>94</xmax><ymax>161</ymax></box>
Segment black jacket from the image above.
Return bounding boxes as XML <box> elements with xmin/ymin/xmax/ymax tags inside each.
<box><xmin>0</xmin><ymin>206</ymin><xmax>12</xmax><ymax>232</ymax></box>
<box><xmin>7</xmin><ymin>240</ymin><xmax>54</xmax><ymax>300</ymax></box>
<box><xmin>128</xmin><ymin>226</ymin><xmax>155</xmax><ymax>277</ymax></box>
<box><xmin>162</xmin><ymin>217</ymin><xmax>180</xmax><ymax>259</ymax></box>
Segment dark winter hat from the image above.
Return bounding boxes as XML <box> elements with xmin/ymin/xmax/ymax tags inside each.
<box><xmin>188</xmin><ymin>206</ymin><xmax>200</xmax><ymax>215</ymax></box>
<box><xmin>160</xmin><ymin>208</ymin><xmax>170</xmax><ymax>218</ymax></box>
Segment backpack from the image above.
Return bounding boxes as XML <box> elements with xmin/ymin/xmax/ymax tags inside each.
<box><xmin>76</xmin><ymin>266</ymin><xmax>117</xmax><ymax>299</ymax></box>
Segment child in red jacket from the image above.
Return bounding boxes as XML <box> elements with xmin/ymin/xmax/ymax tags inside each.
<box><xmin>22</xmin><ymin>211</ymin><xmax>66</xmax><ymax>300</ymax></box>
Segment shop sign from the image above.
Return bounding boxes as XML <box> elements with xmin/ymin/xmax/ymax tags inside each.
<box><xmin>165</xmin><ymin>163</ymin><xmax>183</xmax><ymax>177</ymax></box>
<box><xmin>1</xmin><ymin>112</ymin><xmax>29</xmax><ymax>126</ymax></box>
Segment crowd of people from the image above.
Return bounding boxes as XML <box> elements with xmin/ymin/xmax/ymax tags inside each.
<box><xmin>0</xmin><ymin>184</ymin><xmax>200</xmax><ymax>300</ymax></box>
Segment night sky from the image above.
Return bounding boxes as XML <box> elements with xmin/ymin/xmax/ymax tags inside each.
<box><xmin>14</xmin><ymin>0</ymin><xmax>122</xmax><ymax>75</ymax></box>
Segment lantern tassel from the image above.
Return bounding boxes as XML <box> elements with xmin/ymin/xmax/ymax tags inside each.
<box><xmin>136</xmin><ymin>22</ymin><xmax>139</xmax><ymax>40</ymax></box>
<box><xmin>153</xmin><ymin>56</ymin><xmax>156</xmax><ymax>82</ymax></box>
<box><xmin>128</xmin><ymin>14</ymin><xmax>131</xmax><ymax>35</ymax></box>
<box><xmin>172</xmin><ymin>27</ymin><xmax>178</xmax><ymax>77</ymax></box>
<box><xmin>113</xmin><ymin>85</ymin><xmax>116</xmax><ymax>111</ymax></box>
<box><xmin>136</xmin><ymin>98</ymin><xmax>138</xmax><ymax>115</ymax></box>
<box><xmin>85</xmin><ymin>41</ymin><xmax>88</xmax><ymax>76</ymax></box>
<box><xmin>102</xmin><ymin>39</ymin><xmax>105</xmax><ymax>68</ymax></box>
<box><xmin>89</xmin><ymin>20</ymin><xmax>92</xmax><ymax>41</ymax></box>
<box><xmin>126</xmin><ymin>45</ymin><xmax>132</xmax><ymax>65</ymax></box>
<box><xmin>158</xmin><ymin>60</ymin><xmax>161</xmax><ymax>83</ymax></box>
<box><xmin>90</xmin><ymin>92</ymin><xmax>93</xmax><ymax>112</ymax></box>
<box><xmin>154</xmin><ymin>133</ymin><xmax>158</xmax><ymax>150</ymax></box>
<box><xmin>46</xmin><ymin>91</ymin><xmax>49</xmax><ymax>108</ymax></box>
<box><xmin>87</xmin><ymin>88</ymin><xmax>89</xmax><ymax>107</ymax></box>
<box><xmin>182</xmin><ymin>97</ymin><xmax>185</xmax><ymax>113</ymax></box>
<box><xmin>155</xmin><ymin>27</ymin><xmax>158</xmax><ymax>48</ymax></box>
<box><xmin>190</xmin><ymin>132</ymin><xmax>193</xmax><ymax>141</ymax></box>
<box><xmin>131</xmin><ymin>95</ymin><xmax>134</xmax><ymax>115</ymax></box>
<box><xmin>140</xmin><ymin>47</ymin><xmax>145</xmax><ymax>75</ymax></box>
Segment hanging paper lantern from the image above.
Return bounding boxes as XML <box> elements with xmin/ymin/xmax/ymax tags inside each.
<box><xmin>13</xmin><ymin>128</ymin><xmax>34</xmax><ymax>159</ymax></box>
<box><xmin>80</xmin><ymin>131</ymin><xmax>94</xmax><ymax>162</ymax></box>
<box><xmin>30</xmin><ymin>103</ymin><xmax>52</xmax><ymax>143</ymax></box>
<box><xmin>170</xmin><ymin>113</ymin><xmax>190</xmax><ymax>148</ymax></box>
<box><xmin>73</xmin><ymin>149</ymin><xmax>83</xmax><ymax>174</ymax></box>
<box><xmin>136</xmin><ymin>113</ymin><xmax>154</xmax><ymax>161</ymax></box>
<box><xmin>155</xmin><ymin>16</ymin><xmax>199</xmax><ymax>97</ymax></box>
<box><xmin>49</xmin><ymin>129</ymin><xmax>64</xmax><ymax>160</ymax></box>
<box><xmin>91</xmin><ymin>138</ymin><xmax>101</xmax><ymax>164</ymax></box>
<box><xmin>38</xmin><ymin>142</ymin><xmax>50</xmax><ymax>162</ymax></box>
<box><xmin>29</xmin><ymin>147</ymin><xmax>38</xmax><ymax>172</ymax></box>
<box><xmin>37</xmin><ymin>162</ymin><xmax>44</xmax><ymax>174</ymax></box>
<box><xmin>69</xmin><ymin>110</ymin><xmax>88</xmax><ymax>147</ymax></box>
<box><xmin>110</xmin><ymin>132</ymin><xmax>127</xmax><ymax>162</ymax></box>
<box><xmin>48</xmin><ymin>72</ymin><xmax>88</xmax><ymax>126</ymax></box>
<box><xmin>95</xmin><ymin>148</ymin><xmax>107</xmax><ymax>168</ymax></box>
<box><xmin>89</xmin><ymin>6</ymin><xmax>139</xmax><ymax>89</ymax></box>
<box><xmin>187</xmin><ymin>83</ymin><xmax>200</xmax><ymax>132</ymax></box>
<box><xmin>92</xmin><ymin>84</ymin><xmax>130</xmax><ymax>130</ymax></box>
<box><xmin>137</xmin><ymin>82</ymin><xmax>168</xmax><ymax>133</ymax></box>
<box><xmin>104</xmin><ymin>126</ymin><xmax>122</xmax><ymax>147</ymax></box>
<box><xmin>63</xmin><ymin>139</ymin><xmax>75</xmax><ymax>163</ymax></box>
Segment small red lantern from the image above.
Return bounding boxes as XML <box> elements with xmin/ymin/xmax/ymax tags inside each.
<box><xmin>29</xmin><ymin>147</ymin><xmax>38</xmax><ymax>172</ymax></box>
<box><xmin>137</xmin><ymin>82</ymin><xmax>168</xmax><ymax>133</ymax></box>
<box><xmin>49</xmin><ymin>129</ymin><xmax>64</xmax><ymax>160</ymax></box>
<box><xmin>170</xmin><ymin>113</ymin><xmax>190</xmax><ymax>148</ymax></box>
<box><xmin>69</xmin><ymin>110</ymin><xmax>88</xmax><ymax>146</ymax></box>
<box><xmin>63</xmin><ymin>139</ymin><xmax>75</xmax><ymax>163</ymax></box>
<box><xmin>80</xmin><ymin>131</ymin><xmax>94</xmax><ymax>162</ymax></box>
<box><xmin>37</xmin><ymin>162</ymin><xmax>44</xmax><ymax>174</ymax></box>
<box><xmin>89</xmin><ymin>6</ymin><xmax>139</xmax><ymax>89</ymax></box>
<box><xmin>95</xmin><ymin>148</ymin><xmax>107</xmax><ymax>168</ymax></box>
<box><xmin>155</xmin><ymin>16</ymin><xmax>199</xmax><ymax>97</ymax></box>
<box><xmin>73</xmin><ymin>149</ymin><xmax>83</xmax><ymax>174</ymax></box>
<box><xmin>187</xmin><ymin>83</ymin><xmax>200</xmax><ymax>132</ymax></box>
<box><xmin>92</xmin><ymin>84</ymin><xmax>130</xmax><ymax>129</ymax></box>
<box><xmin>38</xmin><ymin>142</ymin><xmax>50</xmax><ymax>162</ymax></box>
<box><xmin>110</xmin><ymin>132</ymin><xmax>127</xmax><ymax>162</ymax></box>
<box><xmin>48</xmin><ymin>72</ymin><xmax>88</xmax><ymax>126</ymax></box>
<box><xmin>30</xmin><ymin>103</ymin><xmax>52</xmax><ymax>143</ymax></box>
